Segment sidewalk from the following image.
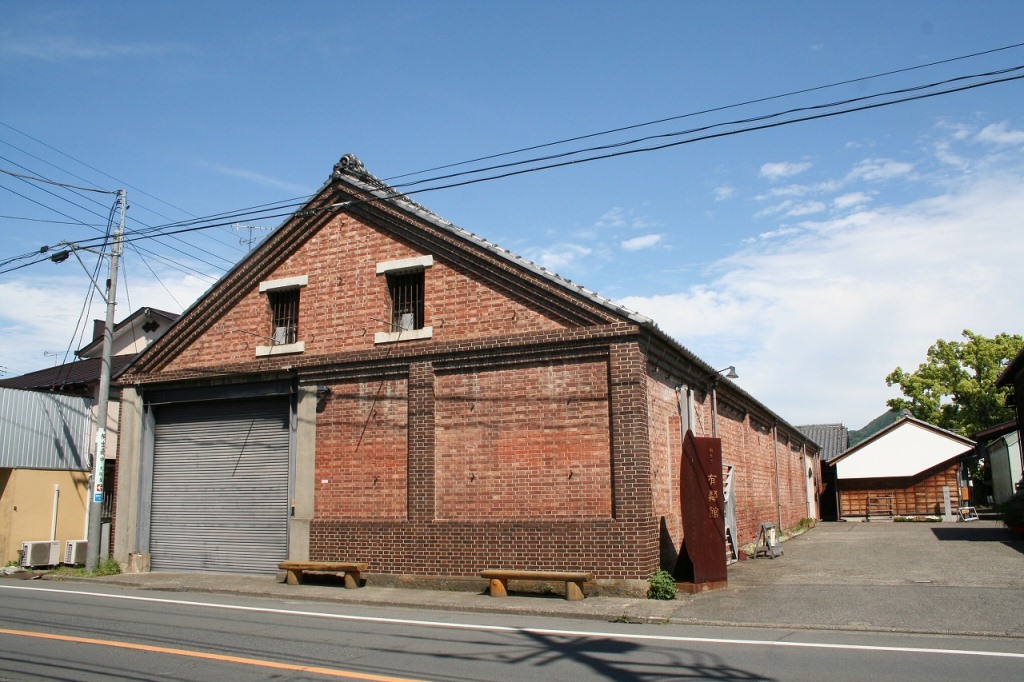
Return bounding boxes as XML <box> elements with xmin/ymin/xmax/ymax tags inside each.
<box><xmin>37</xmin><ymin>521</ymin><xmax>1024</xmax><ymax>638</ymax></box>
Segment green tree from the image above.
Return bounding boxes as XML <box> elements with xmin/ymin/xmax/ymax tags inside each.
<box><xmin>886</xmin><ymin>330</ymin><xmax>1023</xmax><ymax>437</ymax></box>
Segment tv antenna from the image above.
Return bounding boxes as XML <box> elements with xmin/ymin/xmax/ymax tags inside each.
<box><xmin>233</xmin><ymin>223</ymin><xmax>273</xmax><ymax>251</ymax></box>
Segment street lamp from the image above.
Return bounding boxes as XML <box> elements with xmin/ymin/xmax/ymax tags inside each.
<box><xmin>705</xmin><ymin>366</ymin><xmax>738</xmax><ymax>437</ymax></box>
<box><xmin>711</xmin><ymin>365</ymin><xmax>739</xmax><ymax>380</ymax></box>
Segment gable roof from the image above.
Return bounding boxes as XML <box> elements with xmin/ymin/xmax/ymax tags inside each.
<box><xmin>797</xmin><ymin>423</ymin><xmax>849</xmax><ymax>462</ymax></box>
<box><xmin>830</xmin><ymin>413</ymin><xmax>974</xmax><ymax>478</ymax></box>
<box><xmin>76</xmin><ymin>307</ymin><xmax>179</xmax><ymax>359</ymax></box>
<box><xmin>847</xmin><ymin>409</ymin><xmax>908</xmax><ymax>448</ymax></box>
<box><xmin>125</xmin><ymin>154</ymin><xmax>818</xmax><ymax>453</ymax></box>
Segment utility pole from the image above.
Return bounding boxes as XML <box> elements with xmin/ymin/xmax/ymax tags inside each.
<box><xmin>86</xmin><ymin>189</ymin><xmax>126</xmax><ymax>572</ymax></box>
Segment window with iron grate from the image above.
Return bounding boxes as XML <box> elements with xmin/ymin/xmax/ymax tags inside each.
<box><xmin>269</xmin><ymin>288</ymin><xmax>299</xmax><ymax>344</ymax></box>
<box><xmin>388</xmin><ymin>271</ymin><xmax>424</xmax><ymax>332</ymax></box>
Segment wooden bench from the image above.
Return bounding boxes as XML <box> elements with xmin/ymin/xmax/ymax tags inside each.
<box><xmin>480</xmin><ymin>569</ymin><xmax>593</xmax><ymax>601</ymax></box>
<box><xmin>278</xmin><ymin>561</ymin><xmax>368</xmax><ymax>588</ymax></box>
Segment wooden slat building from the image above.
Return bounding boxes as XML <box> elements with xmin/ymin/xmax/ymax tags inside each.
<box><xmin>829</xmin><ymin>413</ymin><xmax>974</xmax><ymax>519</ymax></box>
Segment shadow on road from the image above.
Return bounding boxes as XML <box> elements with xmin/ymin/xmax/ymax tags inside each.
<box><xmin>931</xmin><ymin>525</ymin><xmax>1024</xmax><ymax>554</ymax></box>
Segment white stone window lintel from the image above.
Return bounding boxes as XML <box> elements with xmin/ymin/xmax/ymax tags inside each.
<box><xmin>259</xmin><ymin>275</ymin><xmax>309</xmax><ymax>293</ymax></box>
<box><xmin>376</xmin><ymin>255</ymin><xmax>434</xmax><ymax>276</ymax></box>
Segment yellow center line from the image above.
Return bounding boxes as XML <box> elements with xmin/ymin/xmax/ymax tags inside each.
<box><xmin>0</xmin><ymin>627</ymin><xmax>429</xmax><ymax>682</ymax></box>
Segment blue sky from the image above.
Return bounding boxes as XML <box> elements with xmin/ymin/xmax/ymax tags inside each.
<box><xmin>2</xmin><ymin>1</ymin><xmax>1023</xmax><ymax>428</ymax></box>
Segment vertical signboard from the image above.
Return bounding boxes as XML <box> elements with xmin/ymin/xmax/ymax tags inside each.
<box><xmin>679</xmin><ymin>429</ymin><xmax>727</xmax><ymax>586</ymax></box>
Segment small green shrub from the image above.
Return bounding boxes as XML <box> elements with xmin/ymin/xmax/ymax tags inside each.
<box><xmin>94</xmin><ymin>557</ymin><xmax>121</xmax><ymax>576</ymax></box>
<box><xmin>647</xmin><ymin>570</ymin><xmax>677</xmax><ymax>600</ymax></box>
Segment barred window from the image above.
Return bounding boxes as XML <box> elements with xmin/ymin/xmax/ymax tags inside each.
<box><xmin>269</xmin><ymin>288</ymin><xmax>299</xmax><ymax>345</ymax></box>
<box><xmin>388</xmin><ymin>271</ymin><xmax>424</xmax><ymax>332</ymax></box>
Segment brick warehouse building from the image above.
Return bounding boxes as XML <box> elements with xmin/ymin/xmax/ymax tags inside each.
<box><xmin>113</xmin><ymin>155</ymin><xmax>819</xmax><ymax>590</ymax></box>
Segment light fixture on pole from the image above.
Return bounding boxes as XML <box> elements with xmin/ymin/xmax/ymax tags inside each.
<box><xmin>704</xmin><ymin>366</ymin><xmax>738</xmax><ymax>438</ymax></box>
<box><xmin>712</xmin><ymin>365</ymin><xmax>739</xmax><ymax>380</ymax></box>
<box><xmin>50</xmin><ymin>190</ymin><xmax>126</xmax><ymax>571</ymax></box>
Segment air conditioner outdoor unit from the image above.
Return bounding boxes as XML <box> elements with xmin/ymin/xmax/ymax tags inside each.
<box><xmin>20</xmin><ymin>541</ymin><xmax>60</xmax><ymax>568</ymax></box>
<box><xmin>63</xmin><ymin>540</ymin><xmax>88</xmax><ymax>565</ymax></box>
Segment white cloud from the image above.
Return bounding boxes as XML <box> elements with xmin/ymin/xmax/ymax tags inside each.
<box><xmin>759</xmin><ymin>161</ymin><xmax>812</xmax><ymax>181</ymax></box>
<box><xmin>522</xmin><ymin>244</ymin><xmax>592</xmax><ymax>272</ymax></box>
<box><xmin>3</xmin><ymin>35</ymin><xmax>197</xmax><ymax>62</ymax></box>
<box><xmin>595</xmin><ymin>207</ymin><xmax>657</xmax><ymax>231</ymax></box>
<box><xmin>757</xmin><ymin>180</ymin><xmax>841</xmax><ymax>200</ymax></box>
<box><xmin>976</xmin><ymin>121</ymin><xmax>1024</xmax><ymax>146</ymax></box>
<box><xmin>785</xmin><ymin>201</ymin><xmax>826</xmax><ymax>217</ymax></box>
<box><xmin>757</xmin><ymin>226</ymin><xmax>801</xmax><ymax>241</ymax></box>
<box><xmin>204</xmin><ymin>162</ymin><xmax>309</xmax><ymax>195</ymax></box>
<box><xmin>0</xmin><ymin>269</ymin><xmax>210</xmax><ymax>379</ymax></box>
<box><xmin>621</xmin><ymin>234</ymin><xmax>662</xmax><ymax>251</ymax></box>
<box><xmin>596</xmin><ymin>207</ymin><xmax>628</xmax><ymax>229</ymax></box>
<box><xmin>832</xmin><ymin>192</ymin><xmax>872</xmax><ymax>210</ymax></box>
<box><xmin>714</xmin><ymin>186</ymin><xmax>735</xmax><ymax>201</ymax></box>
<box><xmin>847</xmin><ymin>158</ymin><xmax>914</xmax><ymax>182</ymax></box>
<box><xmin>617</xmin><ymin>171</ymin><xmax>1024</xmax><ymax>428</ymax></box>
<box><xmin>933</xmin><ymin>141</ymin><xmax>969</xmax><ymax>170</ymax></box>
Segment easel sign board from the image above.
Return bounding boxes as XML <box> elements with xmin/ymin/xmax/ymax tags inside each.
<box><xmin>957</xmin><ymin>507</ymin><xmax>979</xmax><ymax>522</ymax></box>
<box><xmin>755</xmin><ymin>522</ymin><xmax>783</xmax><ymax>558</ymax></box>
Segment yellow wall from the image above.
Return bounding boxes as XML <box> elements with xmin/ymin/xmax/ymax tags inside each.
<box><xmin>0</xmin><ymin>469</ymin><xmax>89</xmax><ymax>564</ymax></box>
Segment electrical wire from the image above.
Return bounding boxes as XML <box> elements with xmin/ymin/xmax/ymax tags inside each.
<box><xmin>384</xmin><ymin>40</ymin><xmax>1024</xmax><ymax>182</ymax></box>
<box><xmin>390</xmin><ymin>64</ymin><xmax>1024</xmax><ymax>191</ymax></box>
<box><xmin>14</xmin><ymin>62</ymin><xmax>1016</xmax><ymax>266</ymax></box>
<box><xmin>3</xmin><ymin>52</ymin><xmax>1022</xmax><ymax>278</ymax></box>
<box><xmin>0</xmin><ymin>167</ymin><xmax>116</xmax><ymax>193</ymax></box>
<box><xmin>0</xmin><ymin>125</ymin><xmax>249</xmax><ymax>254</ymax></box>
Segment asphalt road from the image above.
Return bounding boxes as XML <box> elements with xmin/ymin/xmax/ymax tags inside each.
<box><xmin>1</xmin><ymin>581</ymin><xmax>1022</xmax><ymax>681</ymax></box>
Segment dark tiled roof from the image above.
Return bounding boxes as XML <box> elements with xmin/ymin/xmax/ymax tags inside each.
<box><xmin>0</xmin><ymin>355</ymin><xmax>137</xmax><ymax>391</ymax></box>
<box><xmin>797</xmin><ymin>424</ymin><xmax>849</xmax><ymax>462</ymax></box>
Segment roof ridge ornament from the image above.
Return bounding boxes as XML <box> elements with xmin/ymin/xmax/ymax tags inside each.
<box><xmin>332</xmin><ymin>153</ymin><xmax>366</xmax><ymax>179</ymax></box>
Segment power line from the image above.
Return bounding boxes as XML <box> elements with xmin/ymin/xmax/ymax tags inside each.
<box><xmin>4</xmin><ymin>52</ymin><xmax>1022</xmax><ymax>277</ymax></box>
<box><xmin>34</xmin><ymin>63</ymin><xmax>1022</xmax><ymax>260</ymax></box>
<box><xmin>0</xmin><ymin>122</ymin><xmax>249</xmax><ymax>255</ymax></box>
<box><xmin>392</xmin><ymin>71</ymin><xmax>1024</xmax><ymax>197</ymax></box>
<box><xmin>391</xmin><ymin>63</ymin><xmax>1024</xmax><ymax>191</ymax></box>
<box><xmin>385</xmin><ymin>40</ymin><xmax>1024</xmax><ymax>182</ymax></box>
<box><xmin>0</xmin><ymin>166</ymin><xmax>116</xmax><ymax>193</ymax></box>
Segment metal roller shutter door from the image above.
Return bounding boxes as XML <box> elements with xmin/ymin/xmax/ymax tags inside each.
<box><xmin>150</xmin><ymin>397</ymin><xmax>290</xmax><ymax>575</ymax></box>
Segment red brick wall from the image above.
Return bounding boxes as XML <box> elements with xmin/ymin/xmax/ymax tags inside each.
<box><xmin>160</xmin><ymin>214</ymin><xmax>563</xmax><ymax>373</ymax></box>
<box><xmin>434</xmin><ymin>360</ymin><xmax>612</xmax><ymax>520</ymax></box>
<box><xmin>647</xmin><ymin>372</ymin><xmax>683</xmax><ymax>568</ymax></box>
<box><xmin>315</xmin><ymin>377</ymin><xmax>409</xmax><ymax>520</ymax></box>
<box><xmin>691</xmin><ymin>391</ymin><xmax>812</xmax><ymax>546</ymax></box>
<box><xmin>307</xmin><ymin>337</ymin><xmax>661</xmax><ymax>580</ymax></box>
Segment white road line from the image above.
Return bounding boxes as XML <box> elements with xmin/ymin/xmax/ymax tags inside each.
<box><xmin>2</xmin><ymin>583</ymin><xmax>1021</xmax><ymax>660</ymax></box>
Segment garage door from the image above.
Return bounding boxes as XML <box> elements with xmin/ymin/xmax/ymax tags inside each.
<box><xmin>150</xmin><ymin>397</ymin><xmax>290</xmax><ymax>575</ymax></box>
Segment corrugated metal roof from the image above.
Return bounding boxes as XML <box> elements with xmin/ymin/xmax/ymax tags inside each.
<box><xmin>0</xmin><ymin>387</ymin><xmax>92</xmax><ymax>470</ymax></box>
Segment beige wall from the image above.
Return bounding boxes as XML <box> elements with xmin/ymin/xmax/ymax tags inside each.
<box><xmin>0</xmin><ymin>468</ymin><xmax>89</xmax><ymax>564</ymax></box>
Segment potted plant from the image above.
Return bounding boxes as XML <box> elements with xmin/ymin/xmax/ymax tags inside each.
<box><xmin>996</xmin><ymin>488</ymin><xmax>1024</xmax><ymax>538</ymax></box>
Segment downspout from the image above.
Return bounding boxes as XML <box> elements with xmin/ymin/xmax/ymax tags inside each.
<box><xmin>51</xmin><ymin>485</ymin><xmax>60</xmax><ymax>542</ymax></box>
<box><xmin>711</xmin><ymin>384</ymin><xmax>719</xmax><ymax>438</ymax></box>
<box><xmin>772</xmin><ymin>421</ymin><xmax>783</xmax><ymax>530</ymax></box>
